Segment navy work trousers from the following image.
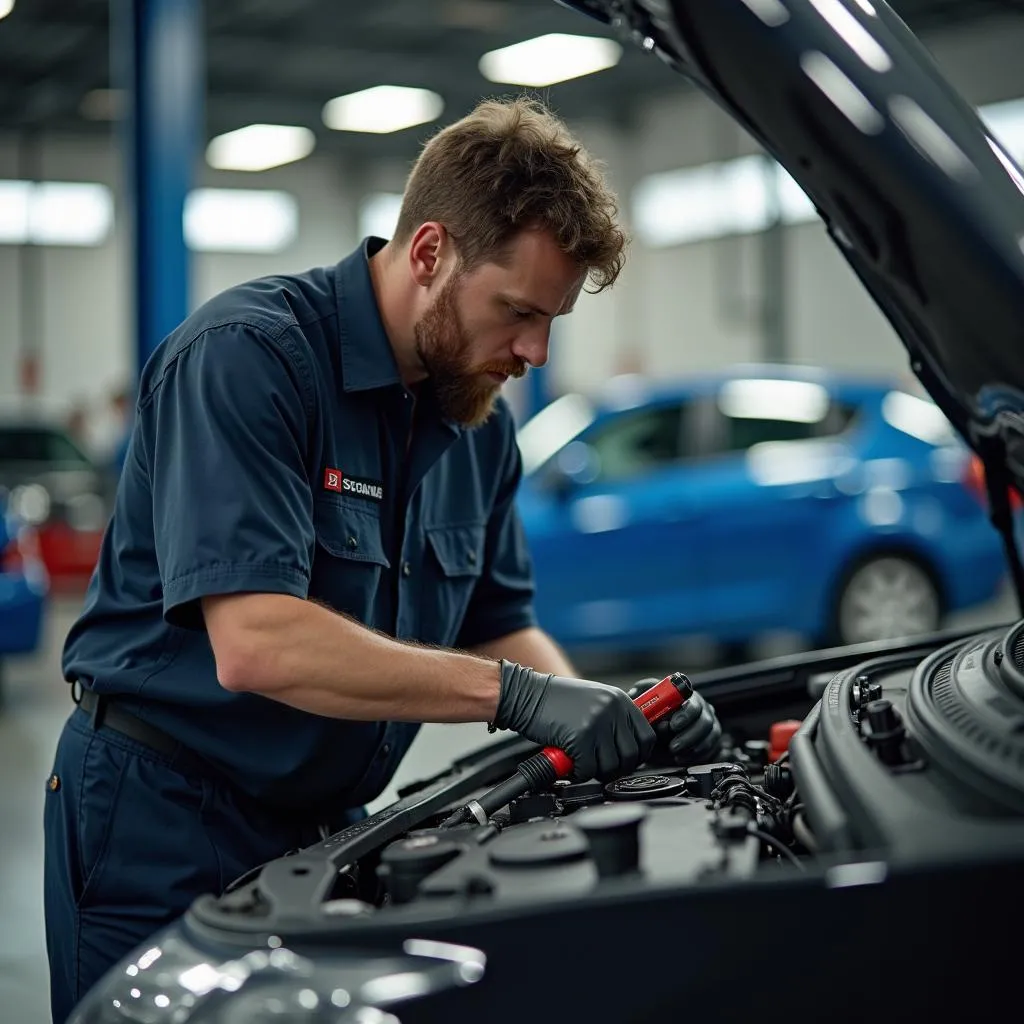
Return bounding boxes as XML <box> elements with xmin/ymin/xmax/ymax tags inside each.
<box><xmin>43</xmin><ymin>706</ymin><xmax>364</xmax><ymax>1023</ymax></box>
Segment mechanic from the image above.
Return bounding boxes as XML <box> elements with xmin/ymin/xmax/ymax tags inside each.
<box><xmin>43</xmin><ymin>96</ymin><xmax>722</xmax><ymax>1022</ymax></box>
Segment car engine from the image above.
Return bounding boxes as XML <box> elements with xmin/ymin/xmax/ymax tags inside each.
<box><xmin>104</xmin><ymin>622</ymin><xmax>1011</xmax><ymax>1023</ymax></box>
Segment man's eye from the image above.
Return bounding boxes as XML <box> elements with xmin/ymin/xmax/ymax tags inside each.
<box><xmin>509</xmin><ymin>305</ymin><xmax>531</xmax><ymax>319</ymax></box>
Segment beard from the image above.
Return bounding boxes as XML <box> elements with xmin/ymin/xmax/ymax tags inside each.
<box><xmin>414</xmin><ymin>273</ymin><xmax>526</xmax><ymax>428</ymax></box>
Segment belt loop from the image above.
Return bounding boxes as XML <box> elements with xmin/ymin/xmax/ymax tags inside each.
<box><xmin>90</xmin><ymin>693</ymin><xmax>107</xmax><ymax>730</ymax></box>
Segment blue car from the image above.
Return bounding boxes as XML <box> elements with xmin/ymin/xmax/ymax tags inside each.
<box><xmin>515</xmin><ymin>366</ymin><xmax>1006</xmax><ymax>654</ymax></box>
<box><xmin>0</xmin><ymin>491</ymin><xmax>49</xmax><ymax>690</ymax></box>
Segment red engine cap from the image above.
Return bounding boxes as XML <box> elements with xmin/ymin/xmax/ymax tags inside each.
<box><xmin>768</xmin><ymin>719</ymin><xmax>802</xmax><ymax>762</ymax></box>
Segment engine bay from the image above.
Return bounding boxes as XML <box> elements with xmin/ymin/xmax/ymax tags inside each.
<box><xmin>191</xmin><ymin>620</ymin><xmax>1024</xmax><ymax>929</ymax></box>
<box><xmin>76</xmin><ymin>622</ymin><xmax>1024</xmax><ymax>1023</ymax></box>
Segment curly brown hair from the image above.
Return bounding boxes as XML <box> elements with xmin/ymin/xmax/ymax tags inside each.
<box><xmin>393</xmin><ymin>96</ymin><xmax>627</xmax><ymax>293</ymax></box>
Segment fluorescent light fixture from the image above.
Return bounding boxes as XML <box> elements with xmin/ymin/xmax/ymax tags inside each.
<box><xmin>632</xmin><ymin>155</ymin><xmax>772</xmax><ymax>247</ymax></box>
<box><xmin>184</xmin><ymin>189</ymin><xmax>298</xmax><ymax>253</ymax></box>
<box><xmin>206</xmin><ymin>124</ymin><xmax>315</xmax><ymax>172</ymax></box>
<box><xmin>322</xmin><ymin>85</ymin><xmax>443</xmax><ymax>134</ymax></box>
<box><xmin>0</xmin><ymin>1</ymin><xmax>14</xmax><ymax>21</ymax></box>
<box><xmin>359</xmin><ymin>192</ymin><xmax>403</xmax><ymax>240</ymax></box>
<box><xmin>479</xmin><ymin>33</ymin><xmax>621</xmax><ymax>87</ymax></box>
<box><xmin>0</xmin><ymin>180</ymin><xmax>113</xmax><ymax>246</ymax></box>
<box><xmin>0</xmin><ymin>180</ymin><xmax>31</xmax><ymax>242</ymax></box>
<box><xmin>720</xmin><ymin>379</ymin><xmax>830</xmax><ymax>423</ymax></box>
<box><xmin>30</xmin><ymin>182</ymin><xmax>114</xmax><ymax>245</ymax></box>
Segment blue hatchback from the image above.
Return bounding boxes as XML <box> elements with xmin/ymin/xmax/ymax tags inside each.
<box><xmin>515</xmin><ymin>366</ymin><xmax>1007</xmax><ymax>654</ymax></box>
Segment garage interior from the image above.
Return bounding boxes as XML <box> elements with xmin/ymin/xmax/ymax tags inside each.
<box><xmin>2</xmin><ymin>1</ymin><xmax>1023</xmax><ymax>1020</ymax></box>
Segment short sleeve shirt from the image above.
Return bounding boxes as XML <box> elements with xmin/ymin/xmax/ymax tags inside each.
<box><xmin>62</xmin><ymin>238</ymin><xmax>537</xmax><ymax>812</ymax></box>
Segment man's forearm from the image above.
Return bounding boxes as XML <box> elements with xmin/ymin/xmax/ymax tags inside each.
<box><xmin>467</xmin><ymin>626</ymin><xmax>577</xmax><ymax>677</ymax></box>
<box><xmin>203</xmin><ymin>592</ymin><xmax>501</xmax><ymax>723</ymax></box>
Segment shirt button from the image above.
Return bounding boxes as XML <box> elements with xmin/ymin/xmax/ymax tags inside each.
<box><xmin>380</xmin><ymin>743</ymin><xmax>392</xmax><ymax>757</ymax></box>
<box><xmin>402</xmin><ymin>561</ymin><xmax>412</xmax><ymax>577</ymax></box>
<box><xmin>347</xmin><ymin>536</ymin><xmax>358</xmax><ymax>550</ymax></box>
<box><xmin>467</xmin><ymin>550</ymin><xmax>477</xmax><ymax>565</ymax></box>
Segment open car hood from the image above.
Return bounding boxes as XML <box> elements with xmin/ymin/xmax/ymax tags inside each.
<box><xmin>559</xmin><ymin>0</ymin><xmax>1024</xmax><ymax>501</ymax></box>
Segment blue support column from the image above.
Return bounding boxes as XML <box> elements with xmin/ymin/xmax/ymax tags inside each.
<box><xmin>115</xmin><ymin>0</ymin><xmax>203</xmax><ymax>380</ymax></box>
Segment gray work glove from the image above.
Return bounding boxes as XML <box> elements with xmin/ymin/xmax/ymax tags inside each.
<box><xmin>494</xmin><ymin>660</ymin><xmax>657</xmax><ymax>782</ymax></box>
<box><xmin>627</xmin><ymin>678</ymin><xmax>723</xmax><ymax>767</ymax></box>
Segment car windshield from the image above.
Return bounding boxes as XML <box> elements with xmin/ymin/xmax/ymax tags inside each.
<box><xmin>516</xmin><ymin>393</ymin><xmax>597</xmax><ymax>476</ymax></box>
<box><xmin>0</xmin><ymin>427</ymin><xmax>93</xmax><ymax>466</ymax></box>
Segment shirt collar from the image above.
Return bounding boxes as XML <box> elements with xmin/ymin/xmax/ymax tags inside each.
<box><xmin>333</xmin><ymin>237</ymin><xmax>464</xmax><ymax>438</ymax></box>
<box><xmin>334</xmin><ymin>236</ymin><xmax>403</xmax><ymax>393</ymax></box>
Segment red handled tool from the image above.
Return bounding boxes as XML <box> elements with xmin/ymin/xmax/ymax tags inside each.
<box><xmin>441</xmin><ymin>672</ymin><xmax>692</xmax><ymax>828</ymax></box>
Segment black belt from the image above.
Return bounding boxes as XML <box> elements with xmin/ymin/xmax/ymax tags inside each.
<box><xmin>75</xmin><ymin>688</ymin><xmax>210</xmax><ymax>777</ymax></box>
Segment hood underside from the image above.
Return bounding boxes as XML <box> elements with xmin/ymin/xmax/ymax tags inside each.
<box><xmin>559</xmin><ymin>0</ymin><xmax>1024</xmax><ymax>496</ymax></box>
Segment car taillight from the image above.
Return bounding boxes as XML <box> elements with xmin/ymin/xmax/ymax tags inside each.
<box><xmin>963</xmin><ymin>454</ymin><xmax>1022</xmax><ymax>509</ymax></box>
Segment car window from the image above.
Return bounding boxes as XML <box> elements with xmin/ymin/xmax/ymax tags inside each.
<box><xmin>0</xmin><ymin>427</ymin><xmax>93</xmax><ymax>465</ymax></box>
<box><xmin>706</xmin><ymin>397</ymin><xmax>858</xmax><ymax>455</ymax></box>
<box><xmin>587</xmin><ymin>404</ymin><xmax>689</xmax><ymax>482</ymax></box>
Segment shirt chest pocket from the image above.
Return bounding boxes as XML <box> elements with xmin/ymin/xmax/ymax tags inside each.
<box><xmin>422</xmin><ymin>522</ymin><xmax>485</xmax><ymax>647</ymax></box>
<box><xmin>310</xmin><ymin>500</ymin><xmax>390</xmax><ymax>622</ymax></box>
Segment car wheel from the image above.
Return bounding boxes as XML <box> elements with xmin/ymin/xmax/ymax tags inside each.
<box><xmin>834</xmin><ymin>555</ymin><xmax>941</xmax><ymax>645</ymax></box>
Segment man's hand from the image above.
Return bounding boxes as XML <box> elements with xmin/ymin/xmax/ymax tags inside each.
<box><xmin>627</xmin><ymin>678</ymin><xmax>723</xmax><ymax>767</ymax></box>
<box><xmin>494</xmin><ymin>661</ymin><xmax>656</xmax><ymax>782</ymax></box>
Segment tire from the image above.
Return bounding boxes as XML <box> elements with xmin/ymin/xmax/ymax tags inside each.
<box><xmin>833</xmin><ymin>554</ymin><xmax>942</xmax><ymax>646</ymax></box>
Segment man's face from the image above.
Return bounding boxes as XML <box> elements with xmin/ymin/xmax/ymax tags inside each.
<box><xmin>414</xmin><ymin>228</ymin><xmax>585</xmax><ymax>427</ymax></box>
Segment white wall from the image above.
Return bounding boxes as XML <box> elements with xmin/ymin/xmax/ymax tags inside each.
<box><xmin>3</xmin><ymin>13</ymin><xmax>1024</xmax><ymax>412</ymax></box>
<box><xmin>0</xmin><ymin>133</ymin><xmax>358</xmax><ymax>414</ymax></box>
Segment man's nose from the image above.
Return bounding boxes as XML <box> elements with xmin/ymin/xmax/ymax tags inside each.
<box><xmin>512</xmin><ymin>325</ymin><xmax>551</xmax><ymax>368</ymax></box>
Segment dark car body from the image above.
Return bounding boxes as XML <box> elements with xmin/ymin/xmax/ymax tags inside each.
<box><xmin>70</xmin><ymin>3</ymin><xmax>1024</xmax><ymax>1022</ymax></box>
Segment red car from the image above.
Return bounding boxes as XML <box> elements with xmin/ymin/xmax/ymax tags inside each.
<box><xmin>0</xmin><ymin>414</ymin><xmax>110</xmax><ymax>587</ymax></box>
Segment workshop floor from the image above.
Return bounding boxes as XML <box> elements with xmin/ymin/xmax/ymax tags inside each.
<box><xmin>1</xmin><ymin>589</ymin><xmax>1017</xmax><ymax>1023</ymax></box>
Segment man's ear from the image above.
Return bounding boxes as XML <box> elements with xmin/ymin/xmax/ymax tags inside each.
<box><xmin>408</xmin><ymin>222</ymin><xmax>453</xmax><ymax>288</ymax></box>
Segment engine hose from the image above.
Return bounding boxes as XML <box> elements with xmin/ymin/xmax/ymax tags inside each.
<box><xmin>713</xmin><ymin>772</ymin><xmax>760</xmax><ymax>817</ymax></box>
<box><xmin>792</xmin><ymin>811</ymin><xmax>819</xmax><ymax>853</ymax></box>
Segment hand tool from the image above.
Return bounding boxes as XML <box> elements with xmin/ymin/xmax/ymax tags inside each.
<box><xmin>441</xmin><ymin>672</ymin><xmax>693</xmax><ymax>828</ymax></box>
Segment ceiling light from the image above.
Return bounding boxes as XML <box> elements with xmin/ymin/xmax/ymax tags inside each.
<box><xmin>184</xmin><ymin>189</ymin><xmax>298</xmax><ymax>253</ymax></box>
<box><xmin>0</xmin><ymin>181</ymin><xmax>115</xmax><ymax>246</ymax></box>
<box><xmin>206</xmin><ymin>124</ymin><xmax>316</xmax><ymax>172</ymax></box>
<box><xmin>30</xmin><ymin>182</ymin><xmax>114</xmax><ymax>245</ymax></box>
<box><xmin>479</xmin><ymin>33</ymin><xmax>622</xmax><ymax>87</ymax></box>
<box><xmin>359</xmin><ymin>192</ymin><xmax>403</xmax><ymax>240</ymax></box>
<box><xmin>0</xmin><ymin>180</ymin><xmax>31</xmax><ymax>242</ymax></box>
<box><xmin>0</xmin><ymin>1</ymin><xmax>14</xmax><ymax>22</ymax></box>
<box><xmin>322</xmin><ymin>86</ymin><xmax>443</xmax><ymax>134</ymax></box>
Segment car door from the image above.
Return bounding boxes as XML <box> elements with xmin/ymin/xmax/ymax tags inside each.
<box><xmin>683</xmin><ymin>380</ymin><xmax>858</xmax><ymax>639</ymax></box>
<box><xmin>525</xmin><ymin>398</ymin><xmax>711</xmax><ymax>649</ymax></box>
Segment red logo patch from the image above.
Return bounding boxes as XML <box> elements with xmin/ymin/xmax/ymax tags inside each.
<box><xmin>324</xmin><ymin>468</ymin><xmax>343</xmax><ymax>492</ymax></box>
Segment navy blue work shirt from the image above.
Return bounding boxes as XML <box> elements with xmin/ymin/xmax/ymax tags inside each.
<box><xmin>62</xmin><ymin>238</ymin><xmax>537</xmax><ymax>812</ymax></box>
